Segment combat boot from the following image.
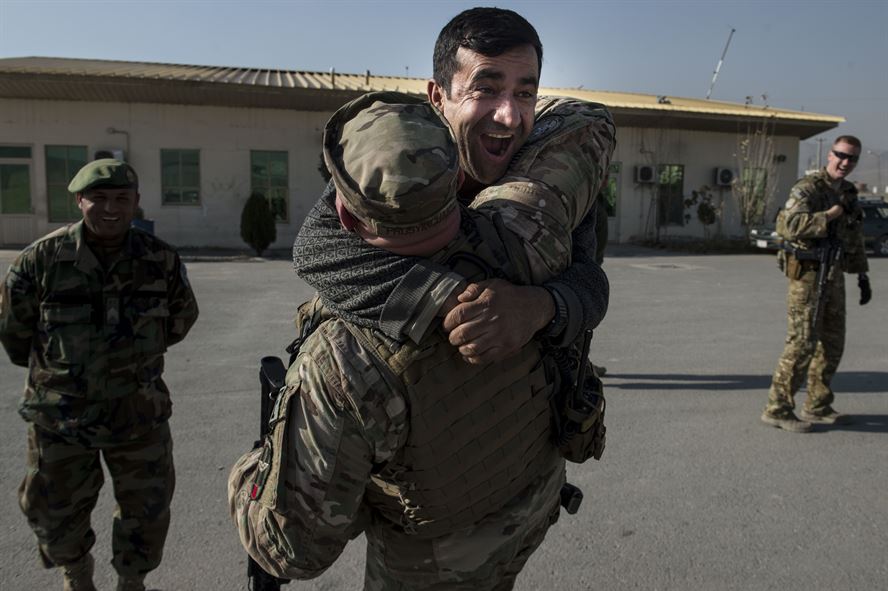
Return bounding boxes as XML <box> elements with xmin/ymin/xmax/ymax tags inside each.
<box><xmin>61</xmin><ymin>553</ymin><xmax>96</xmax><ymax>591</ymax></box>
<box><xmin>800</xmin><ymin>406</ymin><xmax>848</xmax><ymax>425</ymax></box>
<box><xmin>760</xmin><ymin>411</ymin><xmax>813</xmax><ymax>433</ymax></box>
<box><xmin>117</xmin><ymin>574</ymin><xmax>147</xmax><ymax>591</ymax></box>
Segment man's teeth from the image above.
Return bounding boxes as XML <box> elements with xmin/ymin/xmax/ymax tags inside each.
<box><xmin>487</xmin><ymin>133</ymin><xmax>512</xmax><ymax>139</ymax></box>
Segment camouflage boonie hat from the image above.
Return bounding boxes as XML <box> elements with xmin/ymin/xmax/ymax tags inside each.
<box><xmin>324</xmin><ymin>91</ymin><xmax>459</xmax><ymax>236</ymax></box>
<box><xmin>68</xmin><ymin>158</ymin><xmax>139</xmax><ymax>193</ymax></box>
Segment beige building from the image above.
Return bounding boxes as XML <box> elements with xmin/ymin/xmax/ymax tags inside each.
<box><xmin>0</xmin><ymin>57</ymin><xmax>842</xmax><ymax>248</ymax></box>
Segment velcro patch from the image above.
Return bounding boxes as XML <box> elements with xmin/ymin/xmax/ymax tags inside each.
<box><xmin>526</xmin><ymin>115</ymin><xmax>564</xmax><ymax>144</ymax></box>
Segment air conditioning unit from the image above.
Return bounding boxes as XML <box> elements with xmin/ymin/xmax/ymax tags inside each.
<box><xmin>714</xmin><ymin>167</ymin><xmax>735</xmax><ymax>186</ymax></box>
<box><xmin>635</xmin><ymin>165</ymin><xmax>656</xmax><ymax>183</ymax></box>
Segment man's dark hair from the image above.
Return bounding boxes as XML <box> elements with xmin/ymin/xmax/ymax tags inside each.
<box><xmin>433</xmin><ymin>7</ymin><xmax>543</xmax><ymax>95</ymax></box>
<box><xmin>833</xmin><ymin>135</ymin><xmax>861</xmax><ymax>149</ymax></box>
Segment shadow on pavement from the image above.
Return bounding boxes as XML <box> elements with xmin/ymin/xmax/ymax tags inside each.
<box><xmin>606</xmin><ymin>372</ymin><xmax>888</xmax><ymax>394</ymax></box>
<box><xmin>825</xmin><ymin>414</ymin><xmax>888</xmax><ymax>434</ymax></box>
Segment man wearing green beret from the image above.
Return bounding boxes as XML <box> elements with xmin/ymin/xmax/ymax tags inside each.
<box><xmin>0</xmin><ymin>159</ymin><xmax>199</xmax><ymax>591</ymax></box>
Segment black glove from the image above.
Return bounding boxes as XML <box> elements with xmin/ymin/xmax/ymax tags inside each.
<box><xmin>858</xmin><ymin>273</ymin><xmax>872</xmax><ymax>305</ymax></box>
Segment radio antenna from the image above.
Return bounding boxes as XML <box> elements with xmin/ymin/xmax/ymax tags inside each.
<box><xmin>706</xmin><ymin>28</ymin><xmax>735</xmax><ymax>100</ymax></box>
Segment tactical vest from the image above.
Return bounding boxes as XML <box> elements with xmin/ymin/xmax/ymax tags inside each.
<box><xmin>29</xmin><ymin>223</ymin><xmax>171</xmax><ymax>401</ymax></box>
<box><xmin>778</xmin><ymin>170</ymin><xmax>866</xmax><ymax>274</ymax></box>
<box><xmin>349</xmin><ymin>322</ymin><xmax>560</xmax><ymax>538</ymax></box>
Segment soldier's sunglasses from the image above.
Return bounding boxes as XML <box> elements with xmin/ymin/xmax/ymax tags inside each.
<box><xmin>831</xmin><ymin>150</ymin><xmax>859</xmax><ymax>163</ymax></box>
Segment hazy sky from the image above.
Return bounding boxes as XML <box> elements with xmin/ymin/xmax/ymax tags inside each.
<box><xmin>2</xmin><ymin>0</ymin><xmax>886</xmax><ymax>185</ymax></box>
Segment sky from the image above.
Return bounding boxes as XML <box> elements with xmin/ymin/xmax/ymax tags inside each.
<box><xmin>1</xmin><ymin>0</ymin><xmax>886</xmax><ymax>188</ymax></box>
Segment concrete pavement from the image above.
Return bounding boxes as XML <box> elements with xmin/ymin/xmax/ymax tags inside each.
<box><xmin>1</xmin><ymin>247</ymin><xmax>885</xmax><ymax>590</ymax></box>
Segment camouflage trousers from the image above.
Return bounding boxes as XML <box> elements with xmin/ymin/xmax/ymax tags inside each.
<box><xmin>362</xmin><ymin>467</ymin><xmax>563</xmax><ymax>591</ymax></box>
<box><xmin>19</xmin><ymin>421</ymin><xmax>174</xmax><ymax>575</ymax></box>
<box><xmin>766</xmin><ymin>270</ymin><xmax>846</xmax><ymax>416</ymax></box>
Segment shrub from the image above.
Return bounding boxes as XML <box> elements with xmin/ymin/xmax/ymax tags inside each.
<box><xmin>240</xmin><ymin>191</ymin><xmax>276</xmax><ymax>256</ymax></box>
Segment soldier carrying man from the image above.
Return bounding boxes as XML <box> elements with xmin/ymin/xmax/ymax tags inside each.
<box><xmin>0</xmin><ymin>159</ymin><xmax>199</xmax><ymax>590</ymax></box>
<box><xmin>230</xmin><ymin>83</ymin><xmax>613</xmax><ymax>589</ymax></box>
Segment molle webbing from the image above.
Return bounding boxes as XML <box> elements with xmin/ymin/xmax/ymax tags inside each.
<box><xmin>359</xmin><ymin>326</ymin><xmax>558</xmax><ymax>537</ymax></box>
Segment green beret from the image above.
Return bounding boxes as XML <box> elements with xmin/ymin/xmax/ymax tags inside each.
<box><xmin>67</xmin><ymin>158</ymin><xmax>139</xmax><ymax>193</ymax></box>
<box><xmin>323</xmin><ymin>92</ymin><xmax>459</xmax><ymax>236</ymax></box>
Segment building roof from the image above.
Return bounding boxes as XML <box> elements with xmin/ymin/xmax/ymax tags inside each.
<box><xmin>0</xmin><ymin>56</ymin><xmax>842</xmax><ymax>139</ymax></box>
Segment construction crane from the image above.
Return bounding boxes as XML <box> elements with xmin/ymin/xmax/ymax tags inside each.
<box><xmin>706</xmin><ymin>28</ymin><xmax>735</xmax><ymax>100</ymax></box>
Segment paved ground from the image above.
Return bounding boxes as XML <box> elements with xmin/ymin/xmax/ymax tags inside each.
<box><xmin>1</xmin><ymin>246</ymin><xmax>885</xmax><ymax>591</ymax></box>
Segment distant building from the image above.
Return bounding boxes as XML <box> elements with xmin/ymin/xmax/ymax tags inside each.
<box><xmin>0</xmin><ymin>57</ymin><xmax>842</xmax><ymax>247</ymax></box>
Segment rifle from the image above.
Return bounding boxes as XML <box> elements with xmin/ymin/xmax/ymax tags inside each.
<box><xmin>247</xmin><ymin>356</ymin><xmax>290</xmax><ymax>591</ymax></box>
<box><xmin>809</xmin><ymin>234</ymin><xmax>843</xmax><ymax>346</ymax></box>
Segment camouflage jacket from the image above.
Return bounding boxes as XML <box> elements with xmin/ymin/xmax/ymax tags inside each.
<box><xmin>294</xmin><ymin>95</ymin><xmax>615</xmax><ymax>346</ymax></box>
<box><xmin>779</xmin><ymin>168</ymin><xmax>868</xmax><ymax>274</ymax></box>
<box><xmin>0</xmin><ymin>221</ymin><xmax>199</xmax><ymax>443</ymax></box>
<box><xmin>229</xmin><ymin>314</ymin><xmax>565</xmax><ymax>582</ymax></box>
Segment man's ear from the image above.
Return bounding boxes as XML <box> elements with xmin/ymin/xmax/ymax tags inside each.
<box><xmin>427</xmin><ymin>79</ymin><xmax>445</xmax><ymax>110</ymax></box>
<box><xmin>134</xmin><ymin>192</ymin><xmax>141</xmax><ymax>207</ymax></box>
<box><xmin>334</xmin><ymin>192</ymin><xmax>358</xmax><ymax>232</ymax></box>
<box><xmin>75</xmin><ymin>192</ymin><xmax>85</xmax><ymax>210</ymax></box>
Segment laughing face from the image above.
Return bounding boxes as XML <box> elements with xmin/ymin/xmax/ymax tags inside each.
<box><xmin>77</xmin><ymin>187</ymin><xmax>140</xmax><ymax>243</ymax></box>
<box><xmin>428</xmin><ymin>44</ymin><xmax>539</xmax><ymax>187</ymax></box>
<box><xmin>826</xmin><ymin>140</ymin><xmax>861</xmax><ymax>181</ymax></box>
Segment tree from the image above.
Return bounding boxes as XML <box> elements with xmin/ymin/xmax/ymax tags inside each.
<box><xmin>733</xmin><ymin>117</ymin><xmax>779</xmax><ymax>233</ymax></box>
<box><xmin>683</xmin><ymin>185</ymin><xmax>721</xmax><ymax>240</ymax></box>
<box><xmin>240</xmin><ymin>191</ymin><xmax>276</xmax><ymax>256</ymax></box>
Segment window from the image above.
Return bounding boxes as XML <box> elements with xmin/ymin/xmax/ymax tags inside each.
<box><xmin>0</xmin><ymin>146</ymin><xmax>32</xmax><ymax>215</ymax></box>
<box><xmin>46</xmin><ymin>145</ymin><xmax>88</xmax><ymax>222</ymax></box>
<box><xmin>250</xmin><ymin>150</ymin><xmax>288</xmax><ymax>222</ymax></box>
<box><xmin>161</xmin><ymin>149</ymin><xmax>200</xmax><ymax>205</ymax></box>
<box><xmin>867</xmin><ymin>205</ymin><xmax>888</xmax><ymax>219</ymax></box>
<box><xmin>602</xmin><ymin>162</ymin><xmax>621</xmax><ymax>218</ymax></box>
<box><xmin>658</xmin><ymin>164</ymin><xmax>684</xmax><ymax>226</ymax></box>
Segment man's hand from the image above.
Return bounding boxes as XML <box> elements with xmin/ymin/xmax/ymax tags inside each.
<box><xmin>825</xmin><ymin>204</ymin><xmax>844</xmax><ymax>221</ymax></box>
<box><xmin>858</xmin><ymin>273</ymin><xmax>872</xmax><ymax>305</ymax></box>
<box><xmin>442</xmin><ymin>279</ymin><xmax>554</xmax><ymax>365</ymax></box>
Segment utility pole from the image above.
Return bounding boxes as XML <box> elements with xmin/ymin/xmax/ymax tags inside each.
<box><xmin>868</xmin><ymin>150</ymin><xmax>885</xmax><ymax>195</ymax></box>
<box><xmin>706</xmin><ymin>28</ymin><xmax>735</xmax><ymax>100</ymax></box>
<box><xmin>817</xmin><ymin>138</ymin><xmax>824</xmax><ymax>168</ymax></box>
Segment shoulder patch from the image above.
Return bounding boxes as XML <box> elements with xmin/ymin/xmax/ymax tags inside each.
<box><xmin>526</xmin><ymin>115</ymin><xmax>564</xmax><ymax>144</ymax></box>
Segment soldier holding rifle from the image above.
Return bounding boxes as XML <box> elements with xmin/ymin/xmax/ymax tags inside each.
<box><xmin>763</xmin><ymin>136</ymin><xmax>871</xmax><ymax>433</ymax></box>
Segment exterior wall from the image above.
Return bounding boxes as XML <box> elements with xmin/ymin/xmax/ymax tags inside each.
<box><xmin>609</xmin><ymin>126</ymin><xmax>799</xmax><ymax>243</ymax></box>
<box><xmin>2</xmin><ymin>97</ymin><xmax>805</xmax><ymax>248</ymax></box>
<box><xmin>0</xmin><ymin>98</ymin><xmax>331</xmax><ymax>248</ymax></box>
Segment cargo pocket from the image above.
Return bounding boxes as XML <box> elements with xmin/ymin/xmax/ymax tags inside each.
<box><xmin>36</xmin><ymin>303</ymin><xmax>91</xmax><ymax>394</ymax></box>
<box><xmin>130</xmin><ymin>295</ymin><xmax>170</xmax><ymax>355</ymax></box>
<box><xmin>40</xmin><ymin>302</ymin><xmax>92</xmax><ymax>364</ymax></box>
<box><xmin>785</xmin><ymin>256</ymin><xmax>803</xmax><ymax>280</ymax></box>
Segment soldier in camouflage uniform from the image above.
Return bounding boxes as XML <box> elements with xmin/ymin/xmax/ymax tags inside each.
<box><xmin>230</xmin><ymin>90</ymin><xmax>613</xmax><ymax>589</ymax></box>
<box><xmin>762</xmin><ymin>136</ymin><xmax>871</xmax><ymax>433</ymax></box>
<box><xmin>0</xmin><ymin>159</ymin><xmax>199</xmax><ymax>590</ymax></box>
